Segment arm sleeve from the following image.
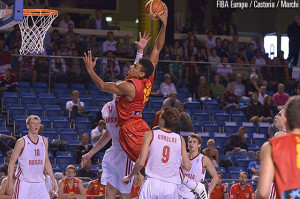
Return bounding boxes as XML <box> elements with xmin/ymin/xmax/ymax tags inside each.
<box><xmin>134</xmin><ymin>52</ymin><xmax>143</xmax><ymax>64</ymax></box>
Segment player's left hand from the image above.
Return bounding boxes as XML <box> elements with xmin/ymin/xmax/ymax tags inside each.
<box><xmin>83</xmin><ymin>51</ymin><xmax>98</xmax><ymax>72</ymax></box>
<box><xmin>51</xmin><ymin>178</ymin><xmax>57</xmax><ymax>193</ymax></box>
<box><xmin>122</xmin><ymin>175</ymin><xmax>131</xmax><ymax>185</ymax></box>
<box><xmin>135</xmin><ymin>31</ymin><xmax>151</xmax><ymax>50</ymax></box>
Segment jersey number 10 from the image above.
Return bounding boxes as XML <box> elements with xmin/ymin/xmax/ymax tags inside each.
<box><xmin>162</xmin><ymin>146</ymin><xmax>170</xmax><ymax>163</ymax></box>
<box><xmin>34</xmin><ymin>149</ymin><xmax>40</xmax><ymax>156</ymax></box>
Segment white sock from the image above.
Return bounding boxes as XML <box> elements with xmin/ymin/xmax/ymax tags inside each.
<box><xmin>182</xmin><ymin>176</ymin><xmax>197</xmax><ymax>190</ymax></box>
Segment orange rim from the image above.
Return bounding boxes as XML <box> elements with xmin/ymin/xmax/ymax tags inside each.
<box><xmin>23</xmin><ymin>9</ymin><xmax>58</xmax><ymax>16</ymax></box>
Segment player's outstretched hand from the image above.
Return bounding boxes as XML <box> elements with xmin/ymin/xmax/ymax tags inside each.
<box><xmin>158</xmin><ymin>3</ymin><xmax>168</xmax><ymax>26</ymax></box>
<box><xmin>122</xmin><ymin>176</ymin><xmax>131</xmax><ymax>185</ymax></box>
<box><xmin>81</xmin><ymin>152</ymin><xmax>92</xmax><ymax>167</ymax></box>
<box><xmin>135</xmin><ymin>31</ymin><xmax>152</xmax><ymax>50</ymax></box>
<box><xmin>83</xmin><ymin>51</ymin><xmax>98</xmax><ymax>72</ymax></box>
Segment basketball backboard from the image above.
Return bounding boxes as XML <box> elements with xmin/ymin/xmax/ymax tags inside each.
<box><xmin>0</xmin><ymin>0</ymin><xmax>23</xmax><ymax>30</ymax></box>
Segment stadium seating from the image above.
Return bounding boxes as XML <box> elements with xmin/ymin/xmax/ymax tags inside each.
<box><xmin>56</xmin><ymin>151</ymin><xmax>74</xmax><ymax>164</ymax></box>
<box><xmin>26</xmin><ymin>104</ymin><xmax>44</xmax><ymax>116</ymax></box>
<box><xmin>38</xmin><ymin>93</ymin><xmax>56</xmax><ymax>105</ymax></box>
<box><xmin>32</xmin><ymin>82</ymin><xmax>48</xmax><ymax>93</ymax></box>
<box><xmin>21</xmin><ymin>92</ymin><xmax>38</xmax><ymax>105</ymax></box>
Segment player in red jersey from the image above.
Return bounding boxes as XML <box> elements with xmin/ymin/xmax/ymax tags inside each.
<box><xmin>230</xmin><ymin>172</ymin><xmax>254</xmax><ymax>199</ymax></box>
<box><xmin>58</xmin><ymin>165</ymin><xmax>86</xmax><ymax>199</ymax></box>
<box><xmin>86</xmin><ymin>170</ymin><xmax>106</xmax><ymax>199</ymax></box>
<box><xmin>84</xmin><ymin>4</ymin><xmax>168</xmax><ymax>162</ymax></box>
<box><xmin>256</xmin><ymin>96</ymin><xmax>300</xmax><ymax>199</ymax></box>
<box><xmin>209</xmin><ymin>172</ymin><xmax>229</xmax><ymax>199</ymax></box>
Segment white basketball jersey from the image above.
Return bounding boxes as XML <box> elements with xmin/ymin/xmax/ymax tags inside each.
<box><xmin>145</xmin><ymin>129</ymin><xmax>182</xmax><ymax>184</ymax></box>
<box><xmin>102</xmin><ymin>100</ymin><xmax>120</xmax><ymax>147</ymax></box>
<box><xmin>16</xmin><ymin>135</ymin><xmax>46</xmax><ymax>182</ymax></box>
<box><xmin>182</xmin><ymin>153</ymin><xmax>206</xmax><ymax>182</ymax></box>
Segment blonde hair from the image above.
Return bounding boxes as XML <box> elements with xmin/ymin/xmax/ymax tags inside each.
<box><xmin>207</xmin><ymin>139</ymin><xmax>215</xmax><ymax>145</ymax></box>
<box><xmin>26</xmin><ymin>115</ymin><xmax>41</xmax><ymax>125</ymax></box>
<box><xmin>188</xmin><ymin>132</ymin><xmax>202</xmax><ymax>144</ymax></box>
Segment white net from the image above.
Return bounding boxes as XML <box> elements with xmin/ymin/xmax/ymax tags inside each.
<box><xmin>18</xmin><ymin>9</ymin><xmax>58</xmax><ymax>55</ymax></box>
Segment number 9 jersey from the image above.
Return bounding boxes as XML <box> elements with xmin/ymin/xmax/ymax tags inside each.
<box><xmin>145</xmin><ymin>129</ymin><xmax>182</xmax><ymax>184</ymax></box>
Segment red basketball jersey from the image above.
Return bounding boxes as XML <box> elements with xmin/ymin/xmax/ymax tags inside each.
<box><xmin>116</xmin><ymin>76</ymin><xmax>153</xmax><ymax>126</ymax></box>
<box><xmin>62</xmin><ymin>177</ymin><xmax>80</xmax><ymax>194</ymax></box>
<box><xmin>269</xmin><ymin>134</ymin><xmax>300</xmax><ymax>199</ymax></box>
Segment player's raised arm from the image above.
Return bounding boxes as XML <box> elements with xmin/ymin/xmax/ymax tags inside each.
<box><xmin>149</xmin><ymin>3</ymin><xmax>168</xmax><ymax>75</ymax></box>
<box><xmin>256</xmin><ymin>142</ymin><xmax>274</xmax><ymax>199</ymax></box>
<box><xmin>135</xmin><ymin>31</ymin><xmax>151</xmax><ymax>62</ymax></box>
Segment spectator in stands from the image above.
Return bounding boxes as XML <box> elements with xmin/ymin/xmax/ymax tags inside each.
<box><xmin>210</xmin><ymin>73</ymin><xmax>225</xmax><ymax>99</ymax></box>
<box><xmin>169</xmin><ymin>54</ymin><xmax>183</xmax><ymax>87</ymax></box>
<box><xmin>114</xmin><ymin>43</ymin><xmax>126</xmax><ymax>73</ymax></box>
<box><xmin>238</xmin><ymin>48</ymin><xmax>249</xmax><ymax>64</ymax></box>
<box><xmin>102</xmin><ymin>31</ymin><xmax>117</xmax><ymax>54</ymax></box>
<box><xmin>230</xmin><ymin>172</ymin><xmax>254</xmax><ymax>199</ymax></box>
<box><xmin>184</xmin><ymin>40</ymin><xmax>197</xmax><ymax>60</ymax></box>
<box><xmin>131</xmin><ymin>173</ymin><xmax>141</xmax><ymax>199</ymax></box>
<box><xmin>17</xmin><ymin>56</ymin><xmax>37</xmax><ymax>83</ymax></box>
<box><xmin>204</xmin><ymin>31</ymin><xmax>216</xmax><ymax>50</ymax></box>
<box><xmin>88</xmin><ymin>9</ymin><xmax>109</xmax><ymax>30</ymax></box>
<box><xmin>64</xmin><ymin>23</ymin><xmax>75</xmax><ymax>41</ymax></box>
<box><xmin>225</xmin><ymin>126</ymin><xmax>248</xmax><ymax>154</ymax></box>
<box><xmin>91</xmin><ymin>120</ymin><xmax>106</xmax><ymax>147</ymax></box>
<box><xmin>175</xmin><ymin>103</ymin><xmax>193</xmax><ymax>133</ymax></box>
<box><xmin>216</xmin><ymin>56</ymin><xmax>232</xmax><ymax>83</ymax></box>
<box><xmin>209</xmin><ymin>172</ymin><xmax>229</xmax><ymax>199</ymax></box>
<box><xmin>120</xmin><ymin>60</ymin><xmax>130</xmax><ymax>80</ymax></box>
<box><xmin>233</xmin><ymin>74</ymin><xmax>247</xmax><ymax>100</ymax></box>
<box><xmin>202</xmin><ymin>139</ymin><xmax>219</xmax><ymax>167</ymax></box>
<box><xmin>87</xmin><ymin>35</ymin><xmax>102</xmax><ymax>57</ymax></box>
<box><xmin>248</xmin><ymin>151</ymin><xmax>261</xmax><ymax>180</ymax></box>
<box><xmin>185</xmin><ymin>55</ymin><xmax>199</xmax><ymax>97</ymax></box>
<box><xmin>215</xmin><ymin>37</ymin><xmax>226</xmax><ymax>58</ymax></box>
<box><xmin>194</xmin><ymin>46</ymin><xmax>209</xmax><ymax>73</ymax></box>
<box><xmin>61</xmin><ymin>34</ymin><xmax>75</xmax><ymax>56</ymax></box>
<box><xmin>246</xmin><ymin>43</ymin><xmax>255</xmax><ymax>59</ymax></box>
<box><xmin>8</xmin><ymin>27</ymin><xmax>21</xmax><ymax>52</ymax></box>
<box><xmin>232</xmin><ymin>57</ymin><xmax>251</xmax><ymax>80</ymax></box>
<box><xmin>170</xmin><ymin>40</ymin><xmax>183</xmax><ymax>58</ymax></box>
<box><xmin>0</xmin><ymin>150</ymin><xmax>12</xmax><ymax>178</ymax></box>
<box><xmin>51</xmin><ymin>50</ymin><xmax>67</xmax><ymax>82</ymax></box>
<box><xmin>272</xmin><ymin>83</ymin><xmax>289</xmax><ymax>108</ymax></box>
<box><xmin>247</xmin><ymin>92</ymin><xmax>263</xmax><ymax>122</ymax></box>
<box><xmin>75</xmin><ymin>133</ymin><xmax>94</xmax><ymax>164</ymax></box>
<box><xmin>70</xmin><ymin>49</ymin><xmax>86</xmax><ymax>79</ymax></box>
<box><xmin>50</xmin><ymin>29</ymin><xmax>62</xmax><ymax>52</ymax></box>
<box><xmin>252</xmin><ymin>35</ymin><xmax>265</xmax><ymax>54</ymax></box>
<box><xmin>288</xmin><ymin>15</ymin><xmax>300</xmax><ymax>66</ymax></box>
<box><xmin>258</xmin><ymin>85</ymin><xmax>268</xmax><ymax>105</ymax></box>
<box><xmin>76</xmin><ymin>159</ymin><xmax>97</xmax><ymax>179</ymax></box>
<box><xmin>0</xmin><ymin>40</ymin><xmax>11</xmax><ymax>72</ymax></box>
<box><xmin>74</xmin><ymin>33</ymin><xmax>87</xmax><ymax>56</ymax></box>
<box><xmin>35</xmin><ymin>57</ymin><xmax>49</xmax><ymax>82</ymax></box>
<box><xmin>254</xmin><ymin>49</ymin><xmax>266</xmax><ymax>70</ymax></box>
<box><xmin>197</xmin><ymin>76</ymin><xmax>211</xmax><ymax>102</ymax></box>
<box><xmin>261</xmin><ymin>96</ymin><xmax>278</xmax><ymax>123</ymax></box>
<box><xmin>86</xmin><ymin>170</ymin><xmax>106</xmax><ymax>198</ymax></box>
<box><xmin>0</xmin><ymin>67</ymin><xmax>17</xmax><ymax>96</ymax></box>
<box><xmin>222</xmin><ymin>39</ymin><xmax>230</xmax><ymax>58</ymax></box>
<box><xmin>159</xmin><ymin>73</ymin><xmax>177</xmax><ymax>98</ymax></box>
<box><xmin>160</xmin><ymin>44</ymin><xmax>174</xmax><ymax>62</ymax></box>
<box><xmin>208</xmin><ymin>48</ymin><xmax>221</xmax><ymax>71</ymax></box>
<box><xmin>221</xmin><ymin>82</ymin><xmax>239</xmax><ymax>113</ymax></box>
<box><xmin>58</xmin><ymin>165</ymin><xmax>86</xmax><ymax>199</ymax></box>
<box><xmin>163</xmin><ymin>92</ymin><xmax>180</xmax><ymax>108</ymax></box>
<box><xmin>229</xmin><ymin>34</ymin><xmax>244</xmax><ymax>57</ymax></box>
<box><xmin>66</xmin><ymin>90</ymin><xmax>88</xmax><ymax>123</ymax></box>
<box><xmin>101</xmin><ymin>51</ymin><xmax>120</xmax><ymax>82</ymax></box>
<box><xmin>183</xmin><ymin>31</ymin><xmax>196</xmax><ymax>48</ymax></box>
<box><xmin>121</xmin><ymin>35</ymin><xmax>135</xmax><ymax>58</ymax></box>
<box><xmin>246</xmin><ymin>73</ymin><xmax>260</xmax><ymax>97</ymax></box>
<box><xmin>59</xmin><ymin>14</ymin><xmax>75</xmax><ymax>29</ymax></box>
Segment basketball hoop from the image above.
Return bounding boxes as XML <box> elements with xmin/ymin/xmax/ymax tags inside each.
<box><xmin>18</xmin><ymin>9</ymin><xmax>58</xmax><ymax>55</ymax></box>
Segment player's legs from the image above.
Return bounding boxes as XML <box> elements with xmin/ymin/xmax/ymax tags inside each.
<box><xmin>119</xmin><ymin>119</ymin><xmax>150</xmax><ymax>162</ymax></box>
<box><xmin>13</xmin><ymin>180</ymin><xmax>50</xmax><ymax>199</ymax></box>
<box><xmin>30</xmin><ymin>181</ymin><xmax>50</xmax><ymax>199</ymax></box>
<box><xmin>139</xmin><ymin>177</ymin><xmax>179</xmax><ymax>199</ymax></box>
<box><xmin>105</xmin><ymin>182</ymin><xmax>119</xmax><ymax>199</ymax></box>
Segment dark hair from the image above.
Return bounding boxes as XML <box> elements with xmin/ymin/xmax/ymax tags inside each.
<box><xmin>285</xmin><ymin>96</ymin><xmax>300</xmax><ymax>130</ymax></box>
<box><xmin>217</xmin><ymin>172</ymin><xmax>223</xmax><ymax>178</ymax></box>
<box><xmin>161</xmin><ymin>106</ymin><xmax>180</xmax><ymax>129</ymax></box>
<box><xmin>139</xmin><ymin>58</ymin><xmax>154</xmax><ymax>79</ymax></box>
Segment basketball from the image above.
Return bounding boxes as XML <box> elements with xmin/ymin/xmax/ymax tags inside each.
<box><xmin>145</xmin><ymin>0</ymin><xmax>165</xmax><ymax>20</ymax></box>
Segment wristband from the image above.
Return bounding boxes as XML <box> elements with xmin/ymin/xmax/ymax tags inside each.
<box><xmin>134</xmin><ymin>52</ymin><xmax>143</xmax><ymax>64</ymax></box>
